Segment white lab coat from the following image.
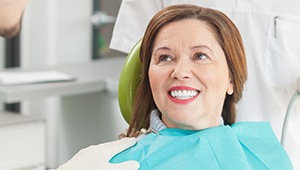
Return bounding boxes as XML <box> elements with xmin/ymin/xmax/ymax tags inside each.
<box><xmin>110</xmin><ymin>0</ymin><xmax>300</xmax><ymax>168</ymax></box>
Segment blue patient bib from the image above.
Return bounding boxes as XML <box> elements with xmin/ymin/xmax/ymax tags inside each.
<box><xmin>110</xmin><ymin>122</ymin><xmax>293</xmax><ymax>169</ymax></box>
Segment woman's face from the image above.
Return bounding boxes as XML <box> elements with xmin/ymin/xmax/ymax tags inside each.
<box><xmin>149</xmin><ymin>19</ymin><xmax>233</xmax><ymax>130</ymax></box>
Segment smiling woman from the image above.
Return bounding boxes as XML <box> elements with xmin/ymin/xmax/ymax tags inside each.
<box><xmin>149</xmin><ymin>19</ymin><xmax>234</xmax><ymax>130</ymax></box>
<box><xmin>110</xmin><ymin>4</ymin><xmax>293</xmax><ymax>169</ymax></box>
<box><xmin>129</xmin><ymin>3</ymin><xmax>247</xmax><ymax>135</ymax></box>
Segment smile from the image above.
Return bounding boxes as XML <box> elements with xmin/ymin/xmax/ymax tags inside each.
<box><xmin>169</xmin><ymin>90</ymin><xmax>199</xmax><ymax>100</ymax></box>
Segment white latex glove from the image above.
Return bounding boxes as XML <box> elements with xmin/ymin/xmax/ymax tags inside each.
<box><xmin>54</xmin><ymin>138</ymin><xmax>140</xmax><ymax>170</ymax></box>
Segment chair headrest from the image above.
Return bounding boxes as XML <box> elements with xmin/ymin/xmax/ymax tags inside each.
<box><xmin>118</xmin><ymin>40</ymin><xmax>142</xmax><ymax>124</ymax></box>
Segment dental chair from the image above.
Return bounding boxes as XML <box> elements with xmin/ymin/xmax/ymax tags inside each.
<box><xmin>118</xmin><ymin>40</ymin><xmax>142</xmax><ymax>124</ymax></box>
<box><xmin>117</xmin><ymin>39</ymin><xmax>300</xmax><ymax>146</ymax></box>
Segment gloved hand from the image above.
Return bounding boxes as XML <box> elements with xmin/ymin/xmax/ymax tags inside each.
<box><xmin>54</xmin><ymin>138</ymin><xmax>140</xmax><ymax>170</ymax></box>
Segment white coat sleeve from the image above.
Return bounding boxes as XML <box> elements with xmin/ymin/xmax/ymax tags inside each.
<box><xmin>109</xmin><ymin>0</ymin><xmax>163</xmax><ymax>53</ymax></box>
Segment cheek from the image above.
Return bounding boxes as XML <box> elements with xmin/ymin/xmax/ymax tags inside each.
<box><xmin>149</xmin><ymin>68</ymin><xmax>164</xmax><ymax>107</ymax></box>
<box><xmin>149</xmin><ymin>66</ymin><xmax>170</xmax><ymax>102</ymax></box>
<box><xmin>148</xmin><ymin>67</ymin><xmax>162</xmax><ymax>92</ymax></box>
<box><xmin>201</xmin><ymin>69</ymin><xmax>231</xmax><ymax>93</ymax></box>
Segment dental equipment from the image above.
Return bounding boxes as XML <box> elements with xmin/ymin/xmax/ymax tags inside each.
<box><xmin>281</xmin><ymin>76</ymin><xmax>300</xmax><ymax>145</ymax></box>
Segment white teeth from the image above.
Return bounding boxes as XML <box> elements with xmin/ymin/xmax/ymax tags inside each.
<box><xmin>170</xmin><ymin>90</ymin><xmax>199</xmax><ymax>100</ymax></box>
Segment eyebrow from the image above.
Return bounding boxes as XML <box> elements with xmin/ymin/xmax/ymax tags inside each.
<box><xmin>191</xmin><ymin>45</ymin><xmax>216</xmax><ymax>58</ymax></box>
<box><xmin>191</xmin><ymin>45</ymin><xmax>213</xmax><ymax>53</ymax></box>
<box><xmin>153</xmin><ymin>46</ymin><xmax>171</xmax><ymax>55</ymax></box>
<box><xmin>153</xmin><ymin>45</ymin><xmax>214</xmax><ymax>55</ymax></box>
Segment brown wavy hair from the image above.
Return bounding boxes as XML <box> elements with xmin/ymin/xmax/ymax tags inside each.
<box><xmin>126</xmin><ymin>4</ymin><xmax>247</xmax><ymax>137</ymax></box>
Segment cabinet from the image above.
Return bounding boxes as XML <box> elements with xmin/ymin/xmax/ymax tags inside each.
<box><xmin>0</xmin><ymin>57</ymin><xmax>127</xmax><ymax>168</ymax></box>
<box><xmin>0</xmin><ymin>112</ymin><xmax>45</xmax><ymax>170</ymax></box>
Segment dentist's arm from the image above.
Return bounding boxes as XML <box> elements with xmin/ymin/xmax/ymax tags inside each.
<box><xmin>0</xmin><ymin>0</ymin><xmax>29</xmax><ymax>38</ymax></box>
<box><xmin>54</xmin><ymin>138</ymin><xmax>140</xmax><ymax>170</ymax></box>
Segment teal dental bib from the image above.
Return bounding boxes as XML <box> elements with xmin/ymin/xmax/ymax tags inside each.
<box><xmin>110</xmin><ymin>122</ymin><xmax>293</xmax><ymax>169</ymax></box>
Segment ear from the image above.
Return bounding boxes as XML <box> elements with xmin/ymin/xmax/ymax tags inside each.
<box><xmin>226</xmin><ymin>81</ymin><xmax>234</xmax><ymax>95</ymax></box>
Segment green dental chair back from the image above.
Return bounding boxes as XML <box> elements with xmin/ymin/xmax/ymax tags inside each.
<box><xmin>118</xmin><ymin>40</ymin><xmax>142</xmax><ymax>124</ymax></box>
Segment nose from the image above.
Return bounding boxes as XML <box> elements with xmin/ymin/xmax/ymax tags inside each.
<box><xmin>170</xmin><ymin>60</ymin><xmax>193</xmax><ymax>80</ymax></box>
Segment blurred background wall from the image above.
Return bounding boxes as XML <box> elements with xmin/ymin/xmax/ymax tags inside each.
<box><xmin>2</xmin><ymin>0</ymin><xmax>129</xmax><ymax>168</ymax></box>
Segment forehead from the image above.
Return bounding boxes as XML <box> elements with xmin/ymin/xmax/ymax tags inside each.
<box><xmin>153</xmin><ymin>19</ymin><xmax>221</xmax><ymax>52</ymax></box>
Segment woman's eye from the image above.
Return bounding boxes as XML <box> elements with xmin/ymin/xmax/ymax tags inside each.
<box><xmin>158</xmin><ymin>54</ymin><xmax>172</xmax><ymax>62</ymax></box>
<box><xmin>194</xmin><ymin>52</ymin><xmax>208</xmax><ymax>60</ymax></box>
